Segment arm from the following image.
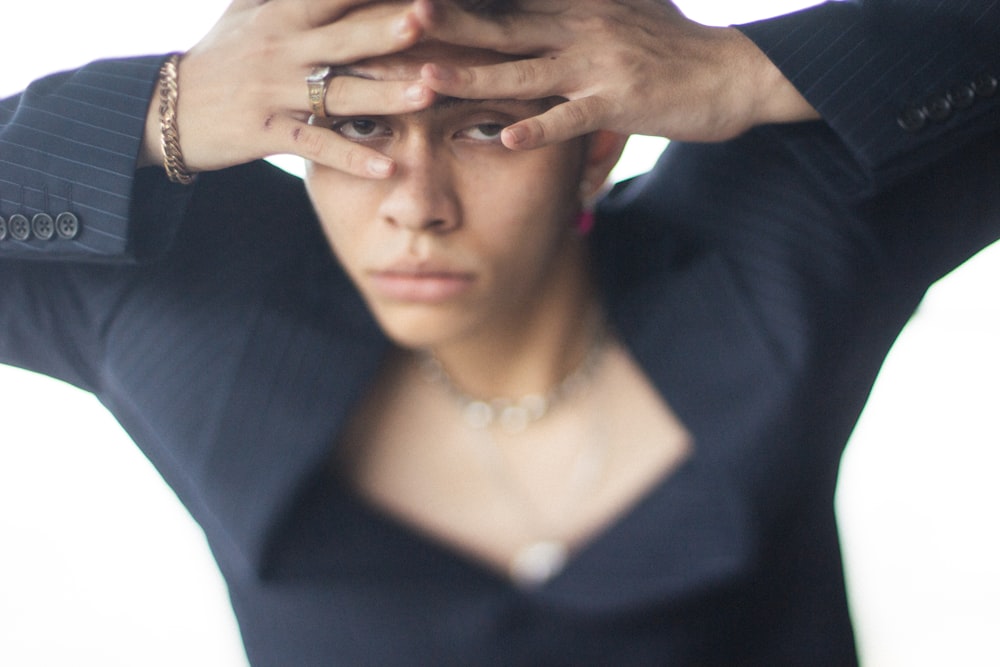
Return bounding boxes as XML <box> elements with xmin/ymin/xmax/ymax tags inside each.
<box><xmin>418</xmin><ymin>0</ymin><xmax>999</xmax><ymax>185</ymax></box>
<box><xmin>416</xmin><ymin>0</ymin><xmax>820</xmax><ymax>146</ymax></box>
<box><xmin>739</xmin><ymin>0</ymin><xmax>1000</xmax><ymax>186</ymax></box>
<box><xmin>0</xmin><ymin>57</ymin><xmax>186</xmax><ymax>262</ymax></box>
<box><xmin>0</xmin><ymin>57</ymin><xmax>187</xmax><ymax>387</ymax></box>
<box><xmin>0</xmin><ymin>0</ymin><xmax>432</xmax><ymax>383</ymax></box>
<box><xmin>738</xmin><ymin>0</ymin><xmax>1000</xmax><ymax>281</ymax></box>
<box><xmin>0</xmin><ymin>0</ymin><xmax>438</xmax><ymax>263</ymax></box>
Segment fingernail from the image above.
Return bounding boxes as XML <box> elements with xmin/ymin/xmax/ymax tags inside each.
<box><xmin>413</xmin><ymin>0</ymin><xmax>435</xmax><ymax>25</ymax></box>
<box><xmin>369</xmin><ymin>156</ymin><xmax>394</xmax><ymax>177</ymax></box>
<box><xmin>503</xmin><ymin>125</ymin><xmax>527</xmax><ymax>147</ymax></box>
<box><xmin>427</xmin><ymin>63</ymin><xmax>453</xmax><ymax>81</ymax></box>
<box><xmin>405</xmin><ymin>84</ymin><xmax>426</xmax><ymax>103</ymax></box>
<box><xmin>394</xmin><ymin>16</ymin><xmax>416</xmax><ymax>39</ymax></box>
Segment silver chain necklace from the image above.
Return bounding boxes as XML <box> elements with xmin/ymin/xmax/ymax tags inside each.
<box><xmin>418</xmin><ymin>328</ymin><xmax>607</xmax><ymax>435</ymax></box>
<box><xmin>416</xmin><ymin>329</ymin><xmax>609</xmax><ymax>587</ymax></box>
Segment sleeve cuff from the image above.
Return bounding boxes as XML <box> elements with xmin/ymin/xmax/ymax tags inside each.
<box><xmin>738</xmin><ymin>1</ymin><xmax>1000</xmax><ymax>185</ymax></box>
<box><xmin>0</xmin><ymin>55</ymin><xmax>192</xmax><ymax>261</ymax></box>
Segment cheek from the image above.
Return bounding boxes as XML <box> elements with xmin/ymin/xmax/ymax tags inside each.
<box><xmin>305</xmin><ymin>169</ymin><xmax>376</xmax><ymax>266</ymax></box>
<box><xmin>471</xmin><ymin>191</ymin><xmax>578</xmax><ymax>287</ymax></box>
<box><xmin>463</xmin><ymin>152</ymin><xmax>581</xmax><ymax>237</ymax></box>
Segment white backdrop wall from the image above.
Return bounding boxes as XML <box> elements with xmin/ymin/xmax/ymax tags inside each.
<box><xmin>1</xmin><ymin>2</ymin><xmax>998</xmax><ymax>665</ymax></box>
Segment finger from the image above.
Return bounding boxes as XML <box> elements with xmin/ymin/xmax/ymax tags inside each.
<box><xmin>324</xmin><ymin>76</ymin><xmax>434</xmax><ymax>116</ymax></box>
<box><xmin>416</xmin><ymin>0</ymin><xmax>566</xmax><ymax>54</ymax></box>
<box><xmin>501</xmin><ymin>96</ymin><xmax>610</xmax><ymax>150</ymax></box>
<box><xmin>299</xmin><ymin>4</ymin><xmax>423</xmax><ymax>65</ymax></box>
<box><xmin>293</xmin><ymin>0</ymin><xmax>415</xmax><ymax>28</ymax></box>
<box><xmin>232</xmin><ymin>0</ymin><xmax>384</xmax><ymax>30</ymax></box>
<box><xmin>421</xmin><ymin>57</ymin><xmax>573</xmax><ymax>102</ymax></box>
<box><xmin>225</xmin><ymin>0</ymin><xmax>265</xmax><ymax>12</ymax></box>
<box><xmin>268</xmin><ymin>115</ymin><xmax>396</xmax><ymax>177</ymax></box>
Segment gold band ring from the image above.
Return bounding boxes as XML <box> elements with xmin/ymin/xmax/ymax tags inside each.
<box><xmin>306</xmin><ymin>66</ymin><xmax>334</xmax><ymax>119</ymax></box>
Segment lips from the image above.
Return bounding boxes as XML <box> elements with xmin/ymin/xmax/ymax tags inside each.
<box><xmin>368</xmin><ymin>265</ymin><xmax>475</xmax><ymax>303</ymax></box>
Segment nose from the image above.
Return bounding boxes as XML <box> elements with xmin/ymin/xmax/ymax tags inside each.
<box><xmin>377</xmin><ymin>140</ymin><xmax>460</xmax><ymax>235</ymax></box>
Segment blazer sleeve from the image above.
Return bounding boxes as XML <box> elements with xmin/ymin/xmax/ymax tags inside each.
<box><xmin>0</xmin><ymin>55</ymin><xmax>192</xmax><ymax>262</ymax></box>
<box><xmin>0</xmin><ymin>56</ymin><xmax>195</xmax><ymax>390</ymax></box>
<box><xmin>738</xmin><ymin>0</ymin><xmax>1000</xmax><ymax>190</ymax></box>
<box><xmin>599</xmin><ymin>1</ymin><xmax>1000</xmax><ymax>355</ymax></box>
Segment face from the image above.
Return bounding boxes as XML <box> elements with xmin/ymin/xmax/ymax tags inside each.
<box><xmin>305</xmin><ymin>43</ymin><xmax>622</xmax><ymax>350</ymax></box>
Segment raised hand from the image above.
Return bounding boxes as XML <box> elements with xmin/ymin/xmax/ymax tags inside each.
<box><xmin>141</xmin><ymin>0</ymin><xmax>436</xmax><ymax>178</ymax></box>
<box><xmin>415</xmin><ymin>0</ymin><xmax>818</xmax><ymax>149</ymax></box>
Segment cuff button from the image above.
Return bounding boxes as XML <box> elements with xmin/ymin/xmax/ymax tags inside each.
<box><xmin>0</xmin><ymin>216</ymin><xmax>7</xmax><ymax>241</ymax></box>
<box><xmin>897</xmin><ymin>106</ymin><xmax>927</xmax><ymax>132</ymax></box>
<box><xmin>948</xmin><ymin>83</ymin><xmax>976</xmax><ymax>109</ymax></box>
<box><xmin>55</xmin><ymin>212</ymin><xmax>80</xmax><ymax>240</ymax></box>
<box><xmin>9</xmin><ymin>214</ymin><xmax>30</xmax><ymax>241</ymax></box>
<box><xmin>924</xmin><ymin>95</ymin><xmax>953</xmax><ymax>122</ymax></box>
<box><xmin>32</xmin><ymin>213</ymin><xmax>55</xmax><ymax>241</ymax></box>
<box><xmin>972</xmin><ymin>73</ymin><xmax>998</xmax><ymax>98</ymax></box>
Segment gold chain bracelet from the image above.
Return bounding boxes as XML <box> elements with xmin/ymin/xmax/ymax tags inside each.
<box><xmin>158</xmin><ymin>53</ymin><xmax>196</xmax><ymax>185</ymax></box>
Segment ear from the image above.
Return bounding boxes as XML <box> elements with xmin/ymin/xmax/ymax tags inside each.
<box><xmin>580</xmin><ymin>130</ymin><xmax>629</xmax><ymax>200</ymax></box>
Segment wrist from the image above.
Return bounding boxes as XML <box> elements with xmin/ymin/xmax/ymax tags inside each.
<box><xmin>138</xmin><ymin>54</ymin><xmax>197</xmax><ymax>184</ymax></box>
<box><xmin>733</xmin><ymin>28</ymin><xmax>819</xmax><ymax>126</ymax></box>
<box><xmin>139</xmin><ymin>90</ymin><xmax>162</xmax><ymax>169</ymax></box>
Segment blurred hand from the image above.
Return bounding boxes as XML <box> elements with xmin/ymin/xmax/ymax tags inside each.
<box><xmin>142</xmin><ymin>0</ymin><xmax>437</xmax><ymax>178</ymax></box>
<box><xmin>416</xmin><ymin>0</ymin><xmax>818</xmax><ymax>149</ymax></box>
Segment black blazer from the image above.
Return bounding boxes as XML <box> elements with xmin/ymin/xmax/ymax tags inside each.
<box><xmin>2</xmin><ymin>2</ymin><xmax>999</xmax><ymax>664</ymax></box>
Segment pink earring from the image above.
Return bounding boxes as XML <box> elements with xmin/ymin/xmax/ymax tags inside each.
<box><xmin>574</xmin><ymin>209</ymin><xmax>596</xmax><ymax>236</ymax></box>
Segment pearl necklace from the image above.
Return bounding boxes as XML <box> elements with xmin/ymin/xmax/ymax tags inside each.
<box><xmin>418</xmin><ymin>332</ymin><xmax>606</xmax><ymax>435</ymax></box>
<box><xmin>417</xmin><ymin>331</ymin><xmax>608</xmax><ymax>587</ymax></box>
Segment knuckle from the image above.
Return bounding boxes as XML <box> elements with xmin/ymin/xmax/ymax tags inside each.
<box><xmin>249</xmin><ymin>31</ymin><xmax>285</xmax><ymax>66</ymax></box>
<box><xmin>511</xmin><ymin>60</ymin><xmax>537</xmax><ymax>87</ymax></box>
<box><xmin>294</xmin><ymin>126</ymin><xmax>326</xmax><ymax>159</ymax></box>
<box><xmin>571</xmin><ymin>13</ymin><xmax>614</xmax><ymax>36</ymax></box>
<box><xmin>324</xmin><ymin>77</ymin><xmax>349</xmax><ymax>112</ymax></box>
<box><xmin>342</xmin><ymin>147</ymin><xmax>361</xmax><ymax>173</ymax></box>
<box><xmin>531</xmin><ymin>120</ymin><xmax>549</xmax><ymax>145</ymax></box>
<box><xmin>460</xmin><ymin>67</ymin><xmax>477</xmax><ymax>87</ymax></box>
<box><xmin>562</xmin><ymin>101</ymin><xmax>591</xmax><ymax>127</ymax></box>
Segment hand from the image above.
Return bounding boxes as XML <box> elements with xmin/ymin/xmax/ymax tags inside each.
<box><xmin>141</xmin><ymin>0</ymin><xmax>437</xmax><ymax>178</ymax></box>
<box><xmin>416</xmin><ymin>0</ymin><xmax>819</xmax><ymax>149</ymax></box>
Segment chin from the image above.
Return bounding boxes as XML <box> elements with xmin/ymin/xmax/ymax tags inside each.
<box><xmin>368</xmin><ymin>304</ymin><xmax>472</xmax><ymax>351</ymax></box>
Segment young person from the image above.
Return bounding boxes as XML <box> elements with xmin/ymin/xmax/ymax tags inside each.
<box><xmin>1</xmin><ymin>0</ymin><xmax>998</xmax><ymax>664</ymax></box>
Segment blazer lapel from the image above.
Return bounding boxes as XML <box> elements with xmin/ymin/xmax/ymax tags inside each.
<box><xmin>535</xmin><ymin>247</ymin><xmax>797</xmax><ymax>613</ymax></box>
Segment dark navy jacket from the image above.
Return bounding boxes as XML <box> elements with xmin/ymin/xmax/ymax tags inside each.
<box><xmin>2</xmin><ymin>2</ymin><xmax>998</xmax><ymax>664</ymax></box>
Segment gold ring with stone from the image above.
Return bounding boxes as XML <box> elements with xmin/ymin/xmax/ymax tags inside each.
<box><xmin>306</xmin><ymin>66</ymin><xmax>334</xmax><ymax>119</ymax></box>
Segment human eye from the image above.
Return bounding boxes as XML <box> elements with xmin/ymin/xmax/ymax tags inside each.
<box><xmin>457</xmin><ymin>122</ymin><xmax>506</xmax><ymax>143</ymax></box>
<box><xmin>331</xmin><ymin>118</ymin><xmax>391</xmax><ymax>142</ymax></box>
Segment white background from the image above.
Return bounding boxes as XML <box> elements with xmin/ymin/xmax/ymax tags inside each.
<box><xmin>2</xmin><ymin>1</ymin><xmax>998</xmax><ymax>665</ymax></box>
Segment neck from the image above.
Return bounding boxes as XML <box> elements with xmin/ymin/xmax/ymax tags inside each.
<box><xmin>427</xmin><ymin>247</ymin><xmax>599</xmax><ymax>400</ymax></box>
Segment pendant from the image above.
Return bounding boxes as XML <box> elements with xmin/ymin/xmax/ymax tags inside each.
<box><xmin>509</xmin><ymin>540</ymin><xmax>569</xmax><ymax>588</ymax></box>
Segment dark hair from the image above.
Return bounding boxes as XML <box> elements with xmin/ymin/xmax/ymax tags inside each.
<box><xmin>454</xmin><ymin>0</ymin><xmax>518</xmax><ymax>17</ymax></box>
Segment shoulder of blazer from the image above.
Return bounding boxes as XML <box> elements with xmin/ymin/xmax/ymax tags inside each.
<box><xmin>739</xmin><ymin>0</ymin><xmax>1000</xmax><ymax>188</ymax></box>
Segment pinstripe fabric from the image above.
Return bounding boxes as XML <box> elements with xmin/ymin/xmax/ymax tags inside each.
<box><xmin>740</xmin><ymin>0</ymin><xmax>1000</xmax><ymax>186</ymax></box>
<box><xmin>0</xmin><ymin>56</ymin><xmax>176</xmax><ymax>258</ymax></box>
<box><xmin>2</xmin><ymin>3</ymin><xmax>1000</xmax><ymax>665</ymax></box>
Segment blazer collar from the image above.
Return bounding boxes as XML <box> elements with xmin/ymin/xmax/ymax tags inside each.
<box><xmin>201</xmin><ymin>218</ymin><xmax>794</xmax><ymax>615</ymax></box>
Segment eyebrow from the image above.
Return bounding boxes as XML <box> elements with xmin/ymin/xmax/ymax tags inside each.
<box><xmin>330</xmin><ymin>66</ymin><xmax>559</xmax><ymax>115</ymax></box>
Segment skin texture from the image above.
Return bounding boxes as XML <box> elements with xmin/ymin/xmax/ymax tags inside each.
<box><xmin>311</xmin><ymin>48</ymin><xmax>692</xmax><ymax>575</ymax></box>
<box><xmin>134</xmin><ymin>0</ymin><xmax>817</xmax><ymax>396</ymax></box>
<box><xmin>140</xmin><ymin>0</ymin><xmax>816</xmax><ymax>179</ymax></box>
<box><xmin>141</xmin><ymin>0</ymin><xmax>434</xmax><ymax>177</ymax></box>
<box><xmin>305</xmin><ymin>41</ymin><xmax>626</xmax><ymax>395</ymax></box>
<box><xmin>417</xmin><ymin>0</ymin><xmax>819</xmax><ymax>149</ymax></box>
